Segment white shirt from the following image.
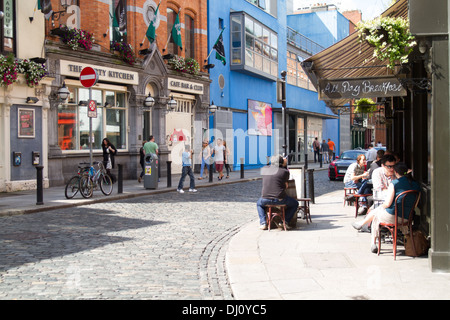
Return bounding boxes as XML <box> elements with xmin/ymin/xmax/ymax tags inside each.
<box><xmin>214</xmin><ymin>145</ymin><xmax>225</xmax><ymax>162</ymax></box>
<box><xmin>366</xmin><ymin>148</ymin><xmax>377</xmax><ymax>161</ymax></box>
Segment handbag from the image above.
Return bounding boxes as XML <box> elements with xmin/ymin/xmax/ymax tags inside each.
<box><xmin>106</xmin><ymin>154</ymin><xmax>112</xmax><ymax>170</ymax></box>
<box><xmin>404</xmin><ymin>230</ymin><xmax>429</xmax><ymax>257</ymax></box>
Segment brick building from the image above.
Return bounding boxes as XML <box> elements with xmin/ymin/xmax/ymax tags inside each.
<box><xmin>38</xmin><ymin>0</ymin><xmax>211</xmax><ymax>186</ymax></box>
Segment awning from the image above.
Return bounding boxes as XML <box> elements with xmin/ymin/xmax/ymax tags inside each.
<box><xmin>272</xmin><ymin>107</ymin><xmax>339</xmax><ymax>119</ymax></box>
<box><xmin>301</xmin><ymin>0</ymin><xmax>409</xmax><ymax>107</ymax></box>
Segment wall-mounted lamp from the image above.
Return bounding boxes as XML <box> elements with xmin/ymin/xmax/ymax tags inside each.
<box><xmin>163</xmin><ymin>54</ymin><xmax>175</xmax><ymax>60</ymax></box>
<box><xmin>144</xmin><ymin>93</ymin><xmax>155</xmax><ymax>108</ymax></box>
<box><xmin>58</xmin><ymin>82</ymin><xmax>70</xmax><ymax>101</ymax></box>
<box><xmin>51</xmin><ymin>2</ymin><xmax>69</xmax><ymax>21</ymax></box>
<box><xmin>167</xmin><ymin>96</ymin><xmax>177</xmax><ymax>110</ymax></box>
<box><xmin>78</xmin><ymin>100</ymin><xmax>88</xmax><ymax>106</ymax></box>
<box><xmin>26</xmin><ymin>97</ymin><xmax>39</xmax><ymax>104</ymax></box>
<box><xmin>104</xmin><ymin>102</ymin><xmax>112</xmax><ymax>108</ymax></box>
<box><xmin>209</xmin><ymin>101</ymin><xmax>217</xmax><ymax>114</ymax></box>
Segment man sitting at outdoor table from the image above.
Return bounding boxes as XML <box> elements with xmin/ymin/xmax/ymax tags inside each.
<box><xmin>371</xmin><ymin>154</ymin><xmax>396</xmax><ymax>203</ymax></box>
<box><xmin>256</xmin><ymin>155</ymin><xmax>298</xmax><ymax>230</ymax></box>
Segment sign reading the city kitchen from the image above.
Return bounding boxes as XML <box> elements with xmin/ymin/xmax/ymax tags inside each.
<box><xmin>168</xmin><ymin>77</ymin><xmax>204</xmax><ymax>95</ymax></box>
<box><xmin>60</xmin><ymin>60</ymin><xmax>138</xmax><ymax>85</ymax></box>
<box><xmin>318</xmin><ymin>77</ymin><xmax>407</xmax><ymax>100</ymax></box>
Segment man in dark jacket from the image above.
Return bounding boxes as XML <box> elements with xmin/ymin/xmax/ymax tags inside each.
<box><xmin>256</xmin><ymin>155</ymin><xmax>298</xmax><ymax>230</ymax></box>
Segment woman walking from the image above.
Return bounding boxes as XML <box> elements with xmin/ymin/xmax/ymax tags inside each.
<box><xmin>198</xmin><ymin>140</ymin><xmax>210</xmax><ymax>180</ymax></box>
<box><xmin>223</xmin><ymin>140</ymin><xmax>231</xmax><ymax>178</ymax></box>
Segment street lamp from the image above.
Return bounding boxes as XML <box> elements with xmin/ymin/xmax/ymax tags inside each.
<box><xmin>209</xmin><ymin>101</ymin><xmax>217</xmax><ymax>114</ymax></box>
<box><xmin>144</xmin><ymin>93</ymin><xmax>155</xmax><ymax>108</ymax></box>
<box><xmin>280</xmin><ymin>71</ymin><xmax>287</xmax><ymax>158</ymax></box>
<box><xmin>168</xmin><ymin>96</ymin><xmax>177</xmax><ymax>110</ymax></box>
<box><xmin>57</xmin><ymin>82</ymin><xmax>70</xmax><ymax>101</ymax></box>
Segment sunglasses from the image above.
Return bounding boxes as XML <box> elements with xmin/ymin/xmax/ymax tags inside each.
<box><xmin>384</xmin><ymin>165</ymin><xmax>394</xmax><ymax>169</ymax></box>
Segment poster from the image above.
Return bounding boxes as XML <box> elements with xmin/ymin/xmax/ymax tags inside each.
<box><xmin>18</xmin><ymin>108</ymin><xmax>35</xmax><ymax>138</ymax></box>
<box><xmin>248</xmin><ymin>99</ymin><xmax>272</xmax><ymax>136</ymax></box>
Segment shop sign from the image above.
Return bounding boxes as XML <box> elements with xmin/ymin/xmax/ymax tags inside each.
<box><xmin>60</xmin><ymin>60</ymin><xmax>138</xmax><ymax>85</ymax></box>
<box><xmin>168</xmin><ymin>77</ymin><xmax>204</xmax><ymax>94</ymax></box>
<box><xmin>318</xmin><ymin>77</ymin><xmax>407</xmax><ymax>100</ymax></box>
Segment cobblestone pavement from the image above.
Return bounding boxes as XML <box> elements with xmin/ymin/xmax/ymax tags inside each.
<box><xmin>0</xmin><ymin>170</ymin><xmax>338</xmax><ymax>300</ymax></box>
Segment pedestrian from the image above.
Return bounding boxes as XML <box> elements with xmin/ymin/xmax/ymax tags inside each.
<box><xmin>213</xmin><ymin>138</ymin><xmax>226</xmax><ymax>180</ymax></box>
<box><xmin>138</xmin><ymin>140</ymin><xmax>146</xmax><ymax>183</ymax></box>
<box><xmin>143</xmin><ymin>135</ymin><xmax>158</xmax><ymax>156</ymax></box>
<box><xmin>223</xmin><ymin>140</ymin><xmax>231</xmax><ymax>178</ymax></box>
<box><xmin>102</xmin><ymin>138</ymin><xmax>117</xmax><ymax>182</ymax></box>
<box><xmin>198</xmin><ymin>139</ymin><xmax>210</xmax><ymax>180</ymax></box>
<box><xmin>177</xmin><ymin>145</ymin><xmax>197</xmax><ymax>193</ymax></box>
<box><xmin>327</xmin><ymin>138</ymin><xmax>335</xmax><ymax>161</ymax></box>
<box><xmin>313</xmin><ymin>137</ymin><xmax>321</xmax><ymax>162</ymax></box>
<box><xmin>256</xmin><ymin>155</ymin><xmax>298</xmax><ymax>230</ymax></box>
<box><xmin>321</xmin><ymin>139</ymin><xmax>329</xmax><ymax>163</ymax></box>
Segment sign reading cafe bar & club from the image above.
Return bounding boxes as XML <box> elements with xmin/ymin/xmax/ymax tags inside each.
<box><xmin>318</xmin><ymin>77</ymin><xmax>407</xmax><ymax>100</ymax></box>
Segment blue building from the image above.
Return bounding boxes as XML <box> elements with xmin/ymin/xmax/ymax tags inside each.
<box><xmin>206</xmin><ymin>1</ymin><xmax>351</xmax><ymax>169</ymax></box>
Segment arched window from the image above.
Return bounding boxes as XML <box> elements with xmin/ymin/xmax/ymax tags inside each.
<box><xmin>167</xmin><ymin>8</ymin><xmax>180</xmax><ymax>55</ymax></box>
<box><xmin>185</xmin><ymin>15</ymin><xmax>195</xmax><ymax>59</ymax></box>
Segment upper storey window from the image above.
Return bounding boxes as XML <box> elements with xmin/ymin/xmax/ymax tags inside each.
<box><xmin>230</xmin><ymin>12</ymin><xmax>278</xmax><ymax>81</ymax></box>
<box><xmin>245</xmin><ymin>0</ymin><xmax>277</xmax><ymax>17</ymax></box>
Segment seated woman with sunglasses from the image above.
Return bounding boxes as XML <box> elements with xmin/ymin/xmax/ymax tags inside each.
<box><xmin>352</xmin><ymin>162</ymin><xmax>420</xmax><ymax>253</ymax></box>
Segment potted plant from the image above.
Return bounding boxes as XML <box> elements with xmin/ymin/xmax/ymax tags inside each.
<box><xmin>168</xmin><ymin>55</ymin><xmax>200</xmax><ymax>75</ymax></box>
<box><xmin>111</xmin><ymin>41</ymin><xmax>136</xmax><ymax>65</ymax></box>
<box><xmin>184</xmin><ymin>57</ymin><xmax>200</xmax><ymax>75</ymax></box>
<box><xmin>0</xmin><ymin>54</ymin><xmax>18</xmax><ymax>87</ymax></box>
<box><xmin>355</xmin><ymin>98</ymin><xmax>378</xmax><ymax>115</ymax></box>
<box><xmin>357</xmin><ymin>16</ymin><xmax>416</xmax><ymax>70</ymax></box>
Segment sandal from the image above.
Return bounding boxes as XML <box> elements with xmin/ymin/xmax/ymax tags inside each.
<box><xmin>198</xmin><ymin>177</ymin><xmax>203</xmax><ymax>180</ymax></box>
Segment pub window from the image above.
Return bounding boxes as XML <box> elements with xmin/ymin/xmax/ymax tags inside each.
<box><xmin>110</xmin><ymin>0</ymin><xmax>127</xmax><ymax>44</ymax></box>
<box><xmin>185</xmin><ymin>14</ymin><xmax>195</xmax><ymax>59</ymax></box>
<box><xmin>1</xmin><ymin>0</ymin><xmax>16</xmax><ymax>55</ymax></box>
<box><xmin>230</xmin><ymin>12</ymin><xmax>278</xmax><ymax>81</ymax></box>
<box><xmin>57</xmin><ymin>86</ymin><xmax>127</xmax><ymax>151</ymax></box>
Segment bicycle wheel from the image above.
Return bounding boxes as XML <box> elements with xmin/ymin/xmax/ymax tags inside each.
<box><xmin>99</xmin><ymin>173</ymin><xmax>113</xmax><ymax>196</ymax></box>
<box><xmin>65</xmin><ymin>176</ymin><xmax>80</xmax><ymax>199</ymax></box>
<box><xmin>79</xmin><ymin>174</ymin><xmax>94</xmax><ymax>198</ymax></box>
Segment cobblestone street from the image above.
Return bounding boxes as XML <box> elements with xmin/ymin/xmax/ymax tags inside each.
<box><xmin>0</xmin><ymin>170</ymin><xmax>338</xmax><ymax>300</ymax></box>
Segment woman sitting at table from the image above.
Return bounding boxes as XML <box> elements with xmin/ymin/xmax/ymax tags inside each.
<box><xmin>351</xmin><ymin>162</ymin><xmax>420</xmax><ymax>253</ymax></box>
<box><xmin>343</xmin><ymin>154</ymin><xmax>368</xmax><ymax>189</ymax></box>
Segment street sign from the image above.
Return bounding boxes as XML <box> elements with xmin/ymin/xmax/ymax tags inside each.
<box><xmin>88</xmin><ymin>100</ymin><xmax>97</xmax><ymax>118</ymax></box>
<box><xmin>80</xmin><ymin>67</ymin><xmax>98</xmax><ymax>88</ymax></box>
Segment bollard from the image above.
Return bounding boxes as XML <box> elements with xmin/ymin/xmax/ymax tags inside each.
<box><xmin>36</xmin><ymin>165</ymin><xmax>44</xmax><ymax>205</ymax></box>
<box><xmin>209</xmin><ymin>163</ymin><xmax>213</xmax><ymax>182</ymax></box>
<box><xmin>319</xmin><ymin>153</ymin><xmax>323</xmax><ymax>168</ymax></box>
<box><xmin>307</xmin><ymin>168</ymin><xmax>315</xmax><ymax>204</ymax></box>
<box><xmin>117</xmin><ymin>164</ymin><xmax>123</xmax><ymax>194</ymax></box>
<box><xmin>304</xmin><ymin>154</ymin><xmax>308</xmax><ymax>170</ymax></box>
<box><xmin>240</xmin><ymin>158</ymin><xmax>244</xmax><ymax>179</ymax></box>
<box><xmin>166</xmin><ymin>161</ymin><xmax>172</xmax><ymax>187</ymax></box>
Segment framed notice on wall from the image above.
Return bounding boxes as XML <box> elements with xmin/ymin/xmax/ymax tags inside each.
<box><xmin>18</xmin><ymin>108</ymin><xmax>35</xmax><ymax>138</ymax></box>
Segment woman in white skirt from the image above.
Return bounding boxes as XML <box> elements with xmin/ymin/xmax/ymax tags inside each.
<box><xmin>352</xmin><ymin>162</ymin><xmax>420</xmax><ymax>253</ymax></box>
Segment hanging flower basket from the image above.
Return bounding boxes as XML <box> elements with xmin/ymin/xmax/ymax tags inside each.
<box><xmin>357</xmin><ymin>17</ymin><xmax>416</xmax><ymax>70</ymax></box>
<box><xmin>0</xmin><ymin>54</ymin><xmax>47</xmax><ymax>88</ymax></box>
<box><xmin>168</xmin><ymin>55</ymin><xmax>200</xmax><ymax>75</ymax></box>
<box><xmin>111</xmin><ymin>41</ymin><xmax>136</xmax><ymax>65</ymax></box>
<box><xmin>355</xmin><ymin>98</ymin><xmax>378</xmax><ymax>115</ymax></box>
<box><xmin>60</xmin><ymin>25</ymin><xmax>94</xmax><ymax>51</ymax></box>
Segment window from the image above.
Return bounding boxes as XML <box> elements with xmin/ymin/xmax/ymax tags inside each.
<box><xmin>1</xmin><ymin>0</ymin><xmax>15</xmax><ymax>54</ymax></box>
<box><xmin>110</xmin><ymin>0</ymin><xmax>127</xmax><ymax>44</ymax></box>
<box><xmin>245</xmin><ymin>0</ymin><xmax>277</xmax><ymax>17</ymax></box>
<box><xmin>167</xmin><ymin>8</ymin><xmax>180</xmax><ymax>55</ymax></box>
<box><xmin>230</xmin><ymin>12</ymin><xmax>278</xmax><ymax>81</ymax></box>
<box><xmin>57</xmin><ymin>86</ymin><xmax>127</xmax><ymax>151</ymax></box>
<box><xmin>185</xmin><ymin>14</ymin><xmax>195</xmax><ymax>59</ymax></box>
<box><xmin>287</xmin><ymin>50</ymin><xmax>315</xmax><ymax>91</ymax></box>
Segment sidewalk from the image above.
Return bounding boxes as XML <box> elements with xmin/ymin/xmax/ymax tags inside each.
<box><xmin>226</xmin><ymin>190</ymin><xmax>450</xmax><ymax>300</ymax></box>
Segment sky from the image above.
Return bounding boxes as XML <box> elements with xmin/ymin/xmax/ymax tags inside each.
<box><xmin>293</xmin><ymin>0</ymin><xmax>393</xmax><ymax>21</ymax></box>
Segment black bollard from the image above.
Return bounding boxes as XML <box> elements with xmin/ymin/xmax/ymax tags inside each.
<box><xmin>118</xmin><ymin>164</ymin><xmax>123</xmax><ymax>194</ymax></box>
<box><xmin>209</xmin><ymin>163</ymin><xmax>213</xmax><ymax>182</ymax></box>
<box><xmin>166</xmin><ymin>161</ymin><xmax>172</xmax><ymax>187</ymax></box>
<box><xmin>304</xmin><ymin>154</ymin><xmax>308</xmax><ymax>170</ymax></box>
<box><xmin>36</xmin><ymin>165</ymin><xmax>44</xmax><ymax>205</ymax></box>
<box><xmin>319</xmin><ymin>153</ymin><xmax>323</xmax><ymax>168</ymax></box>
<box><xmin>307</xmin><ymin>168</ymin><xmax>315</xmax><ymax>204</ymax></box>
<box><xmin>240</xmin><ymin>158</ymin><xmax>244</xmax><ymax>179</ymax></box>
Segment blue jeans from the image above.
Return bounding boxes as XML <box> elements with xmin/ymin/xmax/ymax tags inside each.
<box><xmin>200</xmin><ymin>158</ymin><xmax>208</xmax><ymax>178</ymax></box>
<box><xmin>178</xmin><ymin>166</ymin><xmax>195</xmax><ymax>190</ymax></box>
<box><xmin>256</xmin><ymin>196</ymin><xmax>299</xmax><ymax>226</ymax></box>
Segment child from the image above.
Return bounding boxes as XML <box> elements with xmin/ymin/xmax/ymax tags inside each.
<box><xmin>177</xmin><ymin>145</ymin><xmax>198</xmax><ymax>193</ymax></box>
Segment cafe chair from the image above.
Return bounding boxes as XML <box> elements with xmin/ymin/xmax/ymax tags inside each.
<box><xmin>344</xmin><ymin>187</ymin><xmax>358</xmax><ymax>207</ymax></box>
<box><xmin>377</xmin><ymin>190</ymin><xmax>421</xmax><ymax>260</ymax></box>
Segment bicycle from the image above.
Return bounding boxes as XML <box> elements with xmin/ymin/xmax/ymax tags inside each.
<box><xmin>79</xmin><ymin>161</ymin><xmax>113</xmax><ymax>198</ymax></box>
<box><xmin>64</xmin><ymin>163</ymin><xmax>91</xmax><ymax>199</ymax></box>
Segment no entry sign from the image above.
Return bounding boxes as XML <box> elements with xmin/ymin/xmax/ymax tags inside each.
<box><xmin>80</xmin><ymin>67</ymin><xmax>98</xmax><ymax>88</ymax></box>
